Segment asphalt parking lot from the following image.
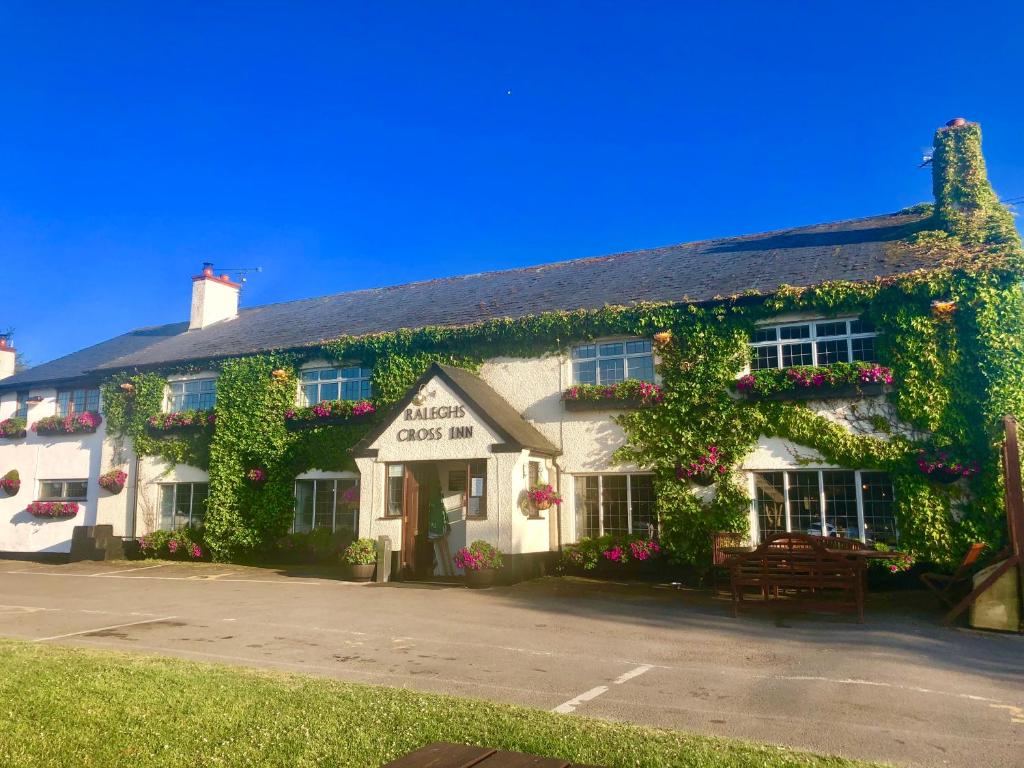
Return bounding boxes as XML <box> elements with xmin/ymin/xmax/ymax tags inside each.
<box><xmin>0</xmin><ymin>558</ymin><xmax>1021</xmax><ymax>768</ymax></box>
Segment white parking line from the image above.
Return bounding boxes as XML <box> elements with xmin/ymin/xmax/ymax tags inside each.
<box><xmin>552</xmin><ymin>663</ymin><xmax>653</xmax><ymax>714</ymax></box>
<box><xmin>33</xmin><ymin>615</ymin><xmax>177</xmax><ymax>642</ymax></box>
<box><xmin>91</xmin><ymin>564</ymin><xmax>167</xmax><ymax>577</ymax></box>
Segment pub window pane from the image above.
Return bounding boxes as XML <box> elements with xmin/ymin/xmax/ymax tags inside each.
<box><xmin>816</xmin><ymin>339</ymin><xmax>850</xmax><ymax>365</ymax></box>
<box><xmin>601</xmin><ymin>475</ymin><xmax>629</xmax><ymax>535</ymax></box>
<box><xmin>822</xmin><ymin>470</ymin><xmax>858</xmax><ymax>538</ymax></box>
<box><xmin>849</xmin><ymin>318</ymin><xmax>874</xmax><ymax>334</ymax></box>
<box><xmin>752</xmin><ymin>346</ymin><xmax>779</xmax><ymax>371</ymax></box>
<box><xmin>336</xmin><ymin>478</ymin><xmax>359</xmax><ymax>534</ymax></box>
<box><xmin>626</xmin><ymin>355</ymin><xmax>655</xmax><ymax>382</ymax></box>
<box><xmin>572</xmin><ymin>360</ymin><xmax>597</xmax><ymax>385</ymax></box>
<box><xmin>861</xmin><ymin>471</ymin><xmax>898</xmax><ymax>545</ymax></box>
<box><xmin>630</xmin><ymin>474</ymin><xmax>656</xmax><ymax>536</ymax></box>
<box><xmin>815</xmin><ymin>321</ymin><xmax>847</xmax><ymax>338</ymax></box>
<box><xmin>387</xmin><ymin>464</ymin><xmax>404</xmax><ymax>517</ymax></box>
<box><xmin>302</xmin><ymin>367</ymin><xmax>373</xmax><ymax>405</ymax></box>
<box><xmin>15</xmin><ymin>391</ymin><xmax>29</xmax><ymax>421</ymax></box>
<box><xmin>782</xmin><ymin>342</ymin><xmax>813</xmax><ymax>367</ymax></box>
<box><xmin>319</xmin><ymin>382</ymin><xmax>339</xmax><ymax>401</ymax></box>
<box><xmin>57</xmin><ymin>388</ymin><xmax>100</xmax><ymax>417</ymax></box>
<box><xmin>625</xmin><ymin>340</ymin><xmax>651</xmax><ymax>355</ymax></box>
<box><xmin>572</xmin><ymin>344</ymin><xmax>596</xmax><ymax>360</ymax></box>
<box><xmin>168</xmin><ymin>378</ymin><xmax>217</xmax><ymax>411</ymax></box>
<box><xmin>572</xmin><ymin>339</ymin><xmax>654</xmax><ymax>385</ymax></box>
<box><xmin>779</xmin><ymin>324</ymin><xmax>811</xmax><ymax>340</ymax></box>
<box><xmin>160</xmin><ymin>485</ymin><xmax>176</xmax><ymax>530</ymax></box>
<box><xmin>578</xmin><ymin>476</ymin><xmax>600</xmax><ymax>539</ymax></box>
<box><xmin>64</xmin><ymin>481</ymin><xmax>88</xmax><ymax>500</ymax></box>
<box><xmin>158</xmin><ymin>483</ymin><xmax>208</xmax><ymax>529</ymax></box>
<box><xmin>787</xmin><ymin>471</ymin><xmax>821</xmax><ymax>535</ymax></box>
<box><xmin>39</xmin><ymin>481</ymin><xmax>66</xmax><ymax>500</ymax></box>
<box><xmin>851</xmin><ymin>337</ymin><xmax>876</xmax><ymax>362</ymax></box>
<box><xmin>754</xmin><ymin>472</ymin><xmax>786</xmax><ymax>542</ymax></box>
<box><xmin>314</xmin><ymin>480</ymin><xmax>335</xmax><ymax>530</ymax></box>
<box><xmin>599</xmin><ymin>342</ymin><xmax>624</xmax><ymax>357</ymax></box>
<box><xmin>598</xmin><ymin>357</ymin><xmax>626</xmax><ymax>385</ymax></box>
<box><xmin>468</xmin><ymin>460</ymin><xmax>487</xmax><ymax>517</ymax></box>
<box><xmin>752</xmin><ymin>327</ymin><xmax>777</xmax><ymax>343</ymax></box>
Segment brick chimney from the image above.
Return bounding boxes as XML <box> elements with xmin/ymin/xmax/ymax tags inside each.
<box><xmin>0</xmin><ymin>333</ymin><xmax>15</xmax><ymax>381</ymax></box>
<box><xmin>190</xmin><ymin>263</ymin><xmax>241</xmax><ymax>330</ymax></box>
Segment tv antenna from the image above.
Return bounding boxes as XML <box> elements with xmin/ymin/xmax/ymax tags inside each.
<box><xmin>206</xmin><ymin>263</ymin><xmax>263</xmax><ymax>286</ymax></box>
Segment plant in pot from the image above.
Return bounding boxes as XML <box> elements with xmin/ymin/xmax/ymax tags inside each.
<box><xmin>525</xmin><ymin>483</ymin><xmax>562</xmax><ymax>514</ymax></box>
<box><xmin>454</xmin><ymin>540</ymin><xmax>503</xmax><ymax>588</ymax></box>
<box><xmin>98</xmin><ymin>468</ymin><xmax>128</xmax><ymax>495</ymax></box>
<box><xmin>1</xmin><ymin>469</ymin><xmax>20</xmax><ymax>496</ymax></box>
<box><xmin>676</xmin><ymin>445</ymin><xmax>727</xmax><ymax>486</ymax></box>
<box><xmin>340</xmin><ymin>538</ymin><xmax>377</xmax><ymax>582</ymax></box>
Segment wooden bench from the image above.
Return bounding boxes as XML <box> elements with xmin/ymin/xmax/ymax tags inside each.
<box><xmin>382</xmin><ymin>742</ymin><xmax>606</xmax><ymax>767</ymax></box>
<box><xmin>729</xmin><ymin>533</ymin><xmax>866</xmax><ymax>622</ymax></box>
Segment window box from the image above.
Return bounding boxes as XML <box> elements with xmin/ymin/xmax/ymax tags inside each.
<box><xmin>145</xmin><ymin>410</ymin><xmax>216</xmax><ymax>436</ymax></box>
<box><xmin>32</xmin><ymin>412</ymin><xmax>102</xmax><ymax>436</ymax></box>
<box><xmin>284</xmin><ymin>399</ymin><xmax>376</xmax><ymax>431</ymax></box>
<box><xmin>736</xmin><ymin>363</ymin><xmax>892</xmax><ymax>401</ymax></box>
<box><xmin>562</xmin><ymin>381</ymin><xmax>664</xmax><ymax>411</ymax></box>
<box><xmin>26</xmin><ymin>501</ymin><xmax>80</xmax><ymax>519</ymax></box>
<box><xmin>0</xmin><ymin>417</ymin><xmax>27</xmax><ymax>440</ymax></box>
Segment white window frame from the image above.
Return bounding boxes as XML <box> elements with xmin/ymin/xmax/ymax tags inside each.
<box><xmin>37</xmin><ymin>478</ymin><xmax>88</xmax><ymax>501</ymax></box>
<box><xmin>571</xmin><ymin>338</ymin><xmax>655</xmax><ymax>385</ymax></box>
<box><xmin>158</xmin><ymin>482</ymin><xmax>208</xmax><ymax>530</ymax></box>
<box><xmin>292</xmin><ymin>477</ymin><xmax>360</xmax><ymax>533</ymax></box>
<box><xmin>574</xmin><ymin>473</ymin><xmax>656</xmax><ymax>539</ymax></box>
<box><xmin>166</xmin><ymin>377</ymin><xmax>217</xmax><ymax>412</ymax></box>
<box><xmin>299</xmin><ymin>366</ymin><xmax>373</xmax><ymax>405</ymax></box>
<box><xmin>749</xmin><ymin>469</ymin><xmax>896</xmax><ymax>544</ymax></box>
<box><xmin>750</xmin><ymin>317</ymin><xmax>877</xmax><ymax>370</ymax></box>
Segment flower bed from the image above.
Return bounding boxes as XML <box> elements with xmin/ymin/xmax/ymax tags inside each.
<box><xmin>561</xmin><ymin>535</ymin><xmax>661</xmax><ymax>572</ymax></box>
<box><xmin>0</xmin><ymin>417</ymin><xmax>27</xmax><ymax>440</ymax></box>
<box><xmin>1</xmin><ymin>470</ymin><xmax>20</xmax><ymax>496</ymax></box>
<box><xmin>99</xmin><ymin>469</ymin><xmax>128</xmax><ymax>494</ymax></box>
<box><xmin>562</xmin><ymin>380</ymin><xmax>664</xmax><ymax>411</ymax></box>
<box><xmin>145</xmin><ymin>410</ymin><xmax>216</xmax><ymax>435</ymax></box>
<box><xmin>284</xmin><ymin>399</ymin><xmax>376</xmax><ymax>430</ymax></box>
<box><xmin>736</xmin><ymin>362</ymin><xmax>893</xmax><ymax>400</ymax></box>
<box><xmin>137</xmin><ymin>528</ymin><xmax>205</xmax><ymax>560</ymax></box>
<box><xmin>26</xmin><ymin>501</ymin><xmax>79</xmax><ymax>519</ymax></box>
<box><xmin>32</xmin><ymin>412</ymin><xmax>102</xmax><ymax>436</ymax></box>
<box><xmin>916</xmin><ymin>450</ymin><xmax>979</xmax><ymax>483</ymax></box>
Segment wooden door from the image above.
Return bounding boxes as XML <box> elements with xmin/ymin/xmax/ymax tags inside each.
<box><xmin>402</xmin><ymin>466</ymin><xmax>421</xmax><ymax>572</ymax></box>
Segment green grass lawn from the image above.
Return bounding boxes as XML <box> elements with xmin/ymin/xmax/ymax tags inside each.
<box><xmin>0</xmin><ymin>639</ymin><xmax>882</xmax><ymax>768</ymax></box>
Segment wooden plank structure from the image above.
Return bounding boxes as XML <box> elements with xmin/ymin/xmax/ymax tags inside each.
<box><xmin>382</xmin><ymin>742</ymin><xmax>605</xmax><ymax>768</ymax></box>
<box><xmin>942</xmin><ymin>415</ymin><xmax>1024</xmax><ymax>629</ymax></box>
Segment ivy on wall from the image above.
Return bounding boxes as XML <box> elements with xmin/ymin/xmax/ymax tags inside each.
<box><xmin>98</xmin><ymin>122</ymin><xmax>1024</xmax><ymax>566</ymax></box>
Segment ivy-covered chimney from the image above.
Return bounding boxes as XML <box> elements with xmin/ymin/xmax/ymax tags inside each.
<box><xmin>931</xmin><ymin>118</ymin><xmax>1020</xmax><ymax>247</ymax></box>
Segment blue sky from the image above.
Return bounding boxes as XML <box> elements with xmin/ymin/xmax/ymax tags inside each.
<box><xmin>2</xmin><ymin>1</ymin><xmax>1022</xmax><ymax>366</ymax></box>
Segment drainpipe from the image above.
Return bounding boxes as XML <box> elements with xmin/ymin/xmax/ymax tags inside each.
<box><xmin>128</xmin><ymin>452</ymin><xmax>142</xmax><ymax>539</ymax></box>
<box><xmin>553</xmin><ymin>337</ymin><xmax>565</xmax><ymax>553</ymax></box>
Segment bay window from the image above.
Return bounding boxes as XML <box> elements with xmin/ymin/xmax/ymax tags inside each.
<box><xmin>575</xmin><ymin>474</ymin><xmax>656</xmax><ymax>538</ymax></box>
<box><xmin>752</xmin><ymin>470</ymin><xmax>896</xmax><ymax>544</ymax></box>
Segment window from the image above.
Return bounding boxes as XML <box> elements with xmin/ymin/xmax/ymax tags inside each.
<box><xmin>751</xmin><ymin>470</ymin><xmax>897</xmax><ymax>544</ymax></box>
<box><xmin>572</xmin><ymin>340</ymin><xmax>654</xmax><ymax>385</ymax></box>
<box><xmin>38</xmin><ymin>479</ymin><xmax>88</xmax><ymax>501</ymax></box>
<box><xmin>168</xmin><ymin>378</ymin><xmax>216</xmax><ymax>411</ymax></box>
<box><xmin>575</xmin><ymin>474</ymin><xmax>656</xmax><ymax>539</ymax></box>
<box><xmin>56</xmin><ymin>388</ymin><xmax>100</xmax><ymax>417</ymax></box>
<box><xmin>301</xmin><ymin>366</ymin><xmax>372</xmax><ymax>404</ymax></box>
<box><xmin>293</xmin><ymin>478</ymin><xmax>359</xmax><ymax>534</ymax></box>
<box><xmin>386</xmin><ymin>464</ymin><xmax>405</xmax><ymax>518</ymax></box>
<box><xmin>750</xmin><ymin>318</ymin><xmax>877</xmax><ymax>371</ymax></box>
<box><xmin>467</xmin><ymin>460</ymin><xmax>487</xmax><ymax>518</ymax></box>
<box><xmin>14</xmin><ymin>391</ymin><xmax>29</xmax><ymax>422</ymax></box>
<box><xmin>159</xmin><ymin>483</ymin><xmax>208</xmax><ymax>530</ymax></box>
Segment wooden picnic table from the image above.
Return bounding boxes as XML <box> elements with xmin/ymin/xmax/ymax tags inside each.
<box><xmin>382</xmin><ymin>742</ymin><xmax>605</xmax><ymax>768</ymax></box>
<box><xmin>720</xmin><ymin>545</ymin><xmax>900</xmax><ymax>560</ymax></box>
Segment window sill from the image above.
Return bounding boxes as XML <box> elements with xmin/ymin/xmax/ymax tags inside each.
<box><xmin>741</xmin><ymin>382</ymin><xmax>886</xmax><ymax>402</ymax></box>
<box><xmin>465</xmin><ymin>516</ymin><xmax>488</xmax><ymax>522</ymax></box>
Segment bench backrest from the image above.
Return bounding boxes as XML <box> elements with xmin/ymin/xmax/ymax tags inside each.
<box><xmin>732</xmin><ymin>533</ymin><xmax>864</xmax><ymax>578</ymax></box>
<box><xmin>712</xmin><ymin>531</ymin><xmax>747</xmax><ymax>566</ymax></box>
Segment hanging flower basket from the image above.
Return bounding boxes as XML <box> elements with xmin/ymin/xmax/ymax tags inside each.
<box><xmin>99</xmin><ymin>469</ymin><xmax>128</xmax><ymax>495</ymax></box>
<box><xmin>32</xmin><ymin>412</ymin><xmax>102</xmax><ymax>436</ymax></box>
<box><xmin>0</xmin><ymin>418</ymin><xmax>27</xmax><ymax>440</ymax></box>
<box><xmin>1</xmin><ymin>470</ymin><xmax>20</xmax><ymax>497</ymax></box>
<box><xmin>27</xmin><ymin>501</ymin><xmax>79</xmax><ymax>519</ymax></box>
<box><xmin>916</xmin><ymin>450</ymin><xmax>979</xmax><ymax>484</ymax></box>
<box><xmin>525</xmin><ymin>483</ymin><xmax>562</xmax><ymax>512</ymax></box>
<box><xmin>245</xmin><ymin>468</ymin><xmax>268</xmax><ymax>488</ymax></box>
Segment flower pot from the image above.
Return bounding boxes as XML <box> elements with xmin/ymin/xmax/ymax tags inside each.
<box><xmin>1</xmin><ymin>483</ymin><xmax>20</xmax><ymax>497</ymax></box>
<box><xmin>464</xmin><ymin>567</ymin><xmax>498</xmax><ymax>589</ymax></box>
<box><xmin>534</xmin><ymin>500</ymin><xmax>552</xmax><ymax>511</ymax></box>
<box><xmin>101</xmin><ymin>481</ymin><xmax>125</xmax><ymax>495</ymax></box>
<box><xmin>341</xmin><ymin>563</ymin><xmax>376</xmax><ymax>582</ymax></box>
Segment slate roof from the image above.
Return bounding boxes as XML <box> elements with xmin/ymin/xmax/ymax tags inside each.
<box><xmin>1</xmin><ymin>210</ymin><xmax>938</xmax><ymax>392</ymax></box>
